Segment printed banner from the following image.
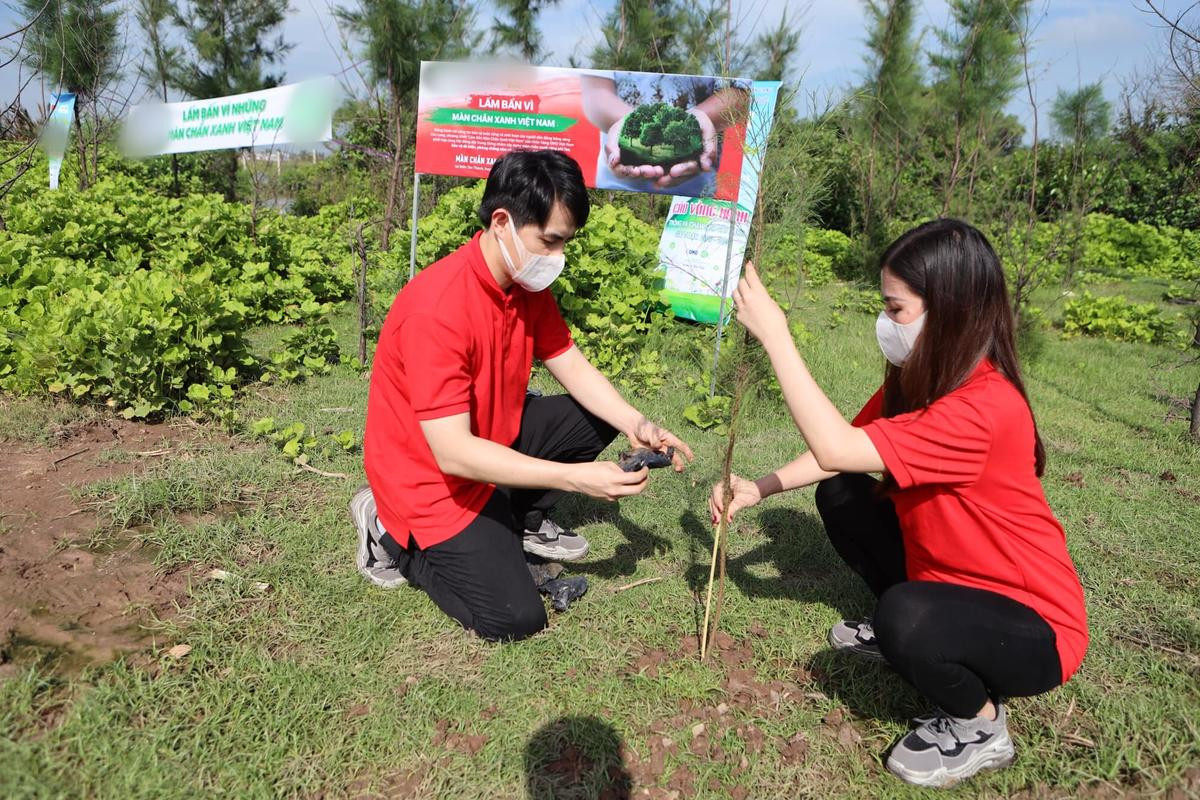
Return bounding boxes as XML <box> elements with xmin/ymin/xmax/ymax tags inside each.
<box><xmin>415</xmin><ymin>61</ymin><xmax>755</xmax><ymax>200</ymax></box>
<box><xmin>40</xmin><ymin>92</ymin><xmax>76</xmax><ymax>190</ymax></box>
<box><xmin>658</xmin><ymin>81</ymin><xmax>782</xmax><ymax>324</ymax></box>
<box><xmin>120</xmin><ymin>77</ymin><xmax>336</xmax><ymax>157</ymax></box>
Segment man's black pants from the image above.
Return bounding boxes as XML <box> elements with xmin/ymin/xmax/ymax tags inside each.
<box><xmin>380</xmin><ymin>395</ymin><xmax>617</xmax><ymax>642</ymax></box>
<box><xmin>814</xmin><ymin>473</ymin><xmax>1063</xmax><ymax>717</ymax></box>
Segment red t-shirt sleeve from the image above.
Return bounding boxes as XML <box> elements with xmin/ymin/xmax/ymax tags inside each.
<box><xmin>530</xmin><ymin>292</ymin><xmax>574</xmax><ymax>361</ymax></box>
<box><xmin>396</xmin><ymin>313</ymin><xmax>473</xmax><ymax>420</ymax></box>
<box><xmin>862</xmin><ymin>393</ymin><xmax>993</xmax><ymax>489</ymax></box>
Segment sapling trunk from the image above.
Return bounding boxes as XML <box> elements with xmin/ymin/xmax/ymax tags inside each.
<box><xmin>701</xmin><ymin>362</ymin><xmax>746</xmax><ymax>659</ymax></box>
<box><xmin>1190</xmin><ymin>379</ymin><xmax>1200</xmax><ymax>442</ymax></box>
<box><xmin>702</xmin><ymin>362</ymin><xmax>748</xmax><ymax>658</ymax></box>
<box><xmin>699</xmin><ymin>108</ymin><xmax>774</xmax><ymax>657</ymax></box>
<box><xmin>355</xmin><ymin>219</ymin><xmax>370</xmax><ymax>364</ymax></box>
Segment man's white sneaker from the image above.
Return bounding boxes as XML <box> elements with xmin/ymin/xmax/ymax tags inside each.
<box><xmin>521</xmin><ymin>518</ymin><xmax>590</xmax><ymax>562</ymax></box>
<box><xmin>348</xmin><ymin>485</ymin><xmax>408</xmax><ymax>589</ymax></box>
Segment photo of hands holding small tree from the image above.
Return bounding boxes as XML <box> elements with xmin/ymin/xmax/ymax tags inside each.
<box><xmin>581</xmin><ymin>72</ymin><xmax>749</xmax><ymax>194</ymax></box>
<box><xmin>617</xmin><ymin>103</ymin><xmax>704</xmax><ymax>167</ymax></box>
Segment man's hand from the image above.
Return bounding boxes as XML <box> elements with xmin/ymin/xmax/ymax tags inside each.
<box><xmin>568</xmin><ymin>461</ymin><xmax>650</xmax><ymax>501</ymax></box>
<box><xmin>709</xmin><ymin>473</ymin><xmax>762</xmax><ymax>525</ymax></box>
<box><xmin>627</xmin><ymin>417</ymin><xmax>695</xmax><ymax>472</ymax></box>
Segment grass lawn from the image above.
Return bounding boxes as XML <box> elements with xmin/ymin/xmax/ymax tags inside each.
<box><xmin>1</xmin><ymin>280</ymin><xmax>1198</xmax><ymax>799</ymax></box>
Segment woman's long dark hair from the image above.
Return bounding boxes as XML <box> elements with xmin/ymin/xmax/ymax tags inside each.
<box><xmin>879</xmin><ymin>218</ymin><xmax>1046</xmax><ymax>477</ymax></box>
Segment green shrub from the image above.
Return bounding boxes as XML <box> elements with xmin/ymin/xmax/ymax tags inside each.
<box><xmin>682</xmin><ymin>375</ymin><xmax>730</xmax><ymax>433</ymax></box>
<box><xmin>558</xmin><ymin>203</ymin><xmax>670</xmax><ymax>376</ymax></box>
<box><xmin>0</xmin><ymin>174</ymin><xmax>352</xmax><ymax>417</ymax></box>
<box><xmin>261</xmin><ymin>324</ymin><xmax>341</xmax><ymax>384</ymax></box>
<box><xmin>989</xmin><ymin>214</ymin><xmax>1199</xmax><ymax>286</ymax></box>
<box><xmin>805</xmin><ymin>228</ymin><xmax>857</xmax><ymax>283</ymax></box>
<box><xmin>0</xmin><ymin>236</ymin><xmax>252</xmax><ymax>418</ymax></box>
<box><xmin>1080</xmin><ymin>214</ymin><xmax>1199</xmax><ymax>281</ymax></box>
<box><xmin>761</xmin><ymin>226</ymin><xmax>855</xmax><ymax>287</ymax></box>
<box><xmin>1061</xmin><ymin>291</ymin><xmax>1174</xmax><ymax>344</ymax></box>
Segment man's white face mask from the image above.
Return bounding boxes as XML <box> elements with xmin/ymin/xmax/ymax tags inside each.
<box><xmin>496</xmin><ymin>217</ymin><xmax>565</xmax><ymax>292</ymax></box>
<box><xmin>875</xmin><ymin>310</ymin><xmax>927</xmax><ymax>367</ymax></box>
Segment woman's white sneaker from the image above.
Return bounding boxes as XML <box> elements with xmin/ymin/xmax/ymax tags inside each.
<box><xmin>828</xmin><ymin>618</ymin><xmax>885</xmax><ymax>660</ymax></box>
<box><xmin>886</xmin><ymin>703</ymin><xmax>1015</xmax><ymax>788</ymax></box>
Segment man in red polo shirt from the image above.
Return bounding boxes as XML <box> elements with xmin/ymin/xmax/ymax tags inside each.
<box><xmin>350</xmin><ymin>150</ymin><xmax>693</xmax><ymax>641</ymax></box>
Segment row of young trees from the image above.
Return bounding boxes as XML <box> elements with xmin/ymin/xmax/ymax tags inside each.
<box><xmin>833</xmin><ymin>0</ymin><xmax>1197</xmax><ymax>253</ymax></box>
<box><xmin>7</xmin><ymin>0</ymin><xmax>1195</xmax><ymax>232</ymax></box>
<box><xmin>4</xmin><ymin>0</ymin><xmax>293</xmax><ymax>201</ymax></box>
<box><xmin>2</xmin><ymin>1</ymin><xmax>1198</xmax><ymax>430</ymax></box>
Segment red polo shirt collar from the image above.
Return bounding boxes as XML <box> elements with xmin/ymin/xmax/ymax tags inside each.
<box><xmin>466</xmin><ymin>231</ymin><xmax>525</xmax><ymax>304</ymax></box>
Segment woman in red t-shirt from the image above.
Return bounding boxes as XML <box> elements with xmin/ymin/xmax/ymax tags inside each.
<box><xmin>710</xmin><ymin>219</ymin><xmax>1088</xmax><ymax>788</ymax></box>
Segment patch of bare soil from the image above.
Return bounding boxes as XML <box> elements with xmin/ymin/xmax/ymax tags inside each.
<box><xmin>0</xmin><ymin>417</ymin><xmax>204</xmax><ymax>675</ymax></box>
<box><xmin>619</xmin><ymin>629</ymin><xmax>859</xmax><ymax>798</ymax></box>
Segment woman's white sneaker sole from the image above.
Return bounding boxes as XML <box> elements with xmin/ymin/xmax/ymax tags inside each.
<box><xmin>887</xmin><ymin>733</ymin><xmax>1015</xmax><ymax>788</ymax></box>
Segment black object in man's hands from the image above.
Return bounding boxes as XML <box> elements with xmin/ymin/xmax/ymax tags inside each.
<box><xmin>617</xmin><ymin>446</ymin><xmax>675</xmax><ymax>472</ymax></box>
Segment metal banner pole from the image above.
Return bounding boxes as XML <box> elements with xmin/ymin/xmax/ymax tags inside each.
<box><xmin>709</xmin><ymin>200</ymin><xmax>741</xmax><ymax>397</ymax></box>
<box><xmin>408</xmin><ymin>172</ymin><xmax>421</xmax><ymax>280</ymax></box>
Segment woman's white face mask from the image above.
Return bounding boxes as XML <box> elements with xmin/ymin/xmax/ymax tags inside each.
<box><xmin>875</xmin><ymin>311</ymin><xmax>927</xmax><ymax>367</ymax></box>
<box><xmin>496</xmin><ymin>218</ymin><xmax>565</xmax><ymax>292</ymax></box>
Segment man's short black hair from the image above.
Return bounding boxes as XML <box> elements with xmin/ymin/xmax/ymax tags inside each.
<box><xmin>478</xmin><ymin>150</ymin><xmax>590</xmax><ymax>230</ymax></box>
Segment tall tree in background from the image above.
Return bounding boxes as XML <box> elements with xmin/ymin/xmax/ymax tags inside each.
<box><xmin>750</xmin><ymin>9</ymin><xmax>801</xmax><ymax>81</ymax></box>
<box><xmin>929</xmin><ymin>0</ymin><xmax>1029</xmax><ymax>215</ymax></box>
<box><xmin>590</xmin><ymin>0</ymin><xmax>691</xmax><ymax>73</ymax></box>
<box><xmin>591</xmin><ymin>2</ymin><xmax>795</xmax><ymax>79</ymax></box>
<box><xmin>135</xmin><ymin>0</ymin><xmax>181</xmax><ymax>194</ymax></box>
<box><xmin>1050</xmin><ymin>82</ymin><xmax>1112</xmax><ymax>281</ymax></box>
<box><xmin>855</xmin><ymin>0</ymin><xmax>923</xmax><ymax>261</ymax></box>
<box><xmin>335</xmin><ymin>0</ymin><xmax>476</xmax><ymax>249</ymax></box>
<box><xmin>1141</xmin><ymin>0</ymin><xmax>1200</xmax><ymax>440</ymax></box>
<box><xmin>168</xmin><ymin>0</ymin><xmax>293</xmax><ymax>200</ymax></box>
<box><xmin>491</xmin><ymin>0</ymin><xmax>559</xmax><ymax>63</ymax></box>
<box><xmin>18</xmin><ymin>0</ymin><xmax>123</xmax><ymax>189</ymax></box>
<box><xmin>1050</xmin><ymin>83</ymin><xmax>1112</xmax><ymax>143</ymax></box>
<box><xmin>678</xmin><ymin>0</ymin><xmax>732</xmax><ymax>74</ymax></box>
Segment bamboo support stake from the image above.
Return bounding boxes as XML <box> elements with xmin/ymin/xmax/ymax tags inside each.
<box><xmin>699</xmin><ymin>509</ymin><xmax>725</xmax><ymax>659</ymax></box>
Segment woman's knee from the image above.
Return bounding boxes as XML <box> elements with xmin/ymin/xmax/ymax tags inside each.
<box><xmin>814</xmin><ymin>473</ymin><xmax>875</xmax><ymax>516</ymax></box>
<box><xmin>873</xmin><ymin>583</ymin><xmax>932</xmax><ymax>662</ymax></box>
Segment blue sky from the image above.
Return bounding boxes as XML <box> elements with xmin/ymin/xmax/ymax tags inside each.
<box><xmin>2</xmin><ymin>0</ymin><xmax>1185</xmax><ymax>140</ymax></box>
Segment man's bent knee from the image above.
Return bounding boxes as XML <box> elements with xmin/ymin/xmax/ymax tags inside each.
<box><xmin>473</xmin><ymin>600</ymin><xmax>548</xmax><ymax>643</ymax></box>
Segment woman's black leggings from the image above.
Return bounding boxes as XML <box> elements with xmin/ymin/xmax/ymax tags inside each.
<box><xmin>814</xmin><ymin>473</ymin><xmax>1063</xmax><ymax>718</ymax></box>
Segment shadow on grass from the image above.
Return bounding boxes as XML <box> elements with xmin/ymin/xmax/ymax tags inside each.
<box><xmin>553</xmin><ymin>497</ymin><xmax>671</xmax><ymax>580</ymax></box>
<box><xmin>525</xmin><ymin>715</ymin><xmax>631</xmax><ymax>800</ymax></box>
<box><xmin>677</xmin><ymin>506</ymin><xmax>870</xmax><ymax>620</ymax></box>
<box><xmin>807</xmin><ymin>648</ymin><xmax>927</xmax><ymax>725</ymax></box>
